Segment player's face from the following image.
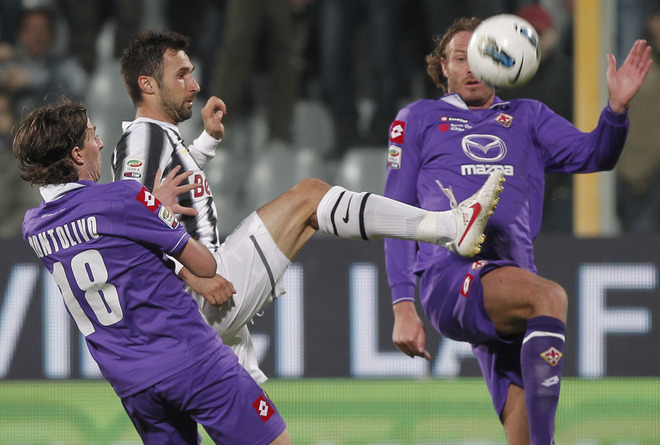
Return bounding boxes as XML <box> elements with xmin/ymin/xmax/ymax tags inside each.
<box><xmin>78</xmin><ymin>118</ymin><xmax>104</xmax><ymax>182</ymax></box>
<box><xmin>441</xmin><ymin>31</ymin><xmax>495</xmax><ymax>109</ymax></box>
<box><xmin>157</xmin><ymin>49</ymin><xmax>200</xmax><ymax>124</ymax></box>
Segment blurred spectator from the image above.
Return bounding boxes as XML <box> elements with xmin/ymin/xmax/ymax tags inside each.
<box><xmin>0</xmin><ymin>0</ymin><xmax>22</xmax><ymax>44</ymax></box>
<box><xmin>318</xmin><ymin>0</ymin><xmax>400</xmax><ymax>158</ymax></box>
<box><xmin>166</xmin><ymin>0</ymin><xmax>226</xmax><ymax>88</ymax></box>
<box><xmin>57</xmin><ymin>0</ymin><xmax>142</xmax><ymax>74</ymax></box>
<box><xmin>0</xmin><ymin>94</ymin><xmax>11</xmax><ymax>152</ymax></box>
<box><xmin>0</xmin><ymin>7</ymin><xmax>89</xmax><ymax>119</ymax></box>
<box><xmin>499</xmin><ymin>3</ymin><xmax>575</xmax><ymax>232</ymax></box>
<box><xmin>210</xmin><ymin>0</ymin><xmax>311</xmax><ymax>151</ymax></box>
<box><xmin>616</xmin><ymin>4</ymin><xmax>660</xmax><ymax>233</ymax></box>
<box><xmin>0</xmin><ymin>93</ymin><xmax>40</xmax><ymax>237</ymax></box>
<box><xmin>616</xmin><ymin>0</ymin><xmax>654</xmax><ymax>64</ymax></box>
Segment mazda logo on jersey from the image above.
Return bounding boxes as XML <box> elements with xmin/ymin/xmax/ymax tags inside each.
<box><xmin>461</xmin><ymin>134</ymin><xmax>507</xmax><ymax>162</ymax></box>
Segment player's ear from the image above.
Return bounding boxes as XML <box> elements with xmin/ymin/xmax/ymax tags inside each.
<box><xmin>71</xmin><ymin>146</ymin><xmax>84</xmax><ymax>165</ymax></box>
<box><xmin>138</xmin><ymin>75</ymin><xmax>155</xmax><ymax>94</ymax></box>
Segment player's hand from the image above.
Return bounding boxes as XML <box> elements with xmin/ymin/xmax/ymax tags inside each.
<box><xmin>607</xmin><ymin>39</ymin><xmax>653</xmax><ymax>113</ymax></box>
<box><xmin>189</xmin><ymin>273</ymin><xmax>236</xmax><ymax>307</ymax></box>
<box><xmin>201</xmin><ymin>96</ymin><xmax>227</xmax><ymax>140</ymax></box>
<box><xmin>152</xmin><ymin>166</ymin><xmax>200</xmax><ymax>216</ymax></box>
<box><xmin>392</xmin><ymin>301</ymin><xmax>431</xmax><ymax>360</ymax></box>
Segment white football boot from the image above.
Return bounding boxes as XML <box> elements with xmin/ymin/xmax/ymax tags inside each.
<box><xmin>438</xmin><ymin>170</ymin><xmax>505</xmax><ymax>257</ymax></box>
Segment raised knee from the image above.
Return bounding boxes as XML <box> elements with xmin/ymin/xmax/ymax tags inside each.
<box><xmin>294</xmin><ymin>177</ymin><xmax>329</xmax><ymax>192</ymax></box>
<box><xmin>536</xmin><ymin>281</ymin><xmax>568</xmax><ymax>320</ymax></box>
<box><xmin>281</xmin><ymin>178</ymin><xmax>331</xmax><ymax>216</ymax></box>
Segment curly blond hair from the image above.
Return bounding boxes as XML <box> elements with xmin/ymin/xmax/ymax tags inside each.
<box><xmin>426</xmin><ymin>17</ymin><xmax>481</xmax><ymax>92</ymax></box>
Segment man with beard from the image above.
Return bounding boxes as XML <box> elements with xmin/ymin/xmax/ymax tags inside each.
<box><xmin>111</xmin><ymin>30</ymin><xmax>505</xmax><ymax>387</ymax></box>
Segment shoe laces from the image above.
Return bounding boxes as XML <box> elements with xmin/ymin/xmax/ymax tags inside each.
<box><xmin>435</xmin><ymin>179</ymin><xmax>458</xmax><ymax>209</ymax></box>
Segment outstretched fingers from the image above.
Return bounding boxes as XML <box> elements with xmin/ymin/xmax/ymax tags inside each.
<box><xmin>152</xmin><ymin>166</ymin><xmax>200</xmax><ymax>216</ymax></box>
<box><xmin>607</xmin><ymin>39</ymin><xmax>653</xmax><ymax>113</ymax></box>
<box><xmin>622</xmin><ymin>39</ymin><xmax>653</xmax><ymax>79</ymax></box>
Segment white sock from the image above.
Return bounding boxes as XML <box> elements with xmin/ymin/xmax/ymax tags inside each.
<box><xmin>316</xmin><ymin>186</ymin><xmax>456</xmax><ymax>242</ymax></box>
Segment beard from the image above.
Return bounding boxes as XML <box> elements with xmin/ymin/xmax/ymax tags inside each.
<box><xmin>160</xmin><ymin>90</ymin><xmax>194</xmax><ymax>123</ymax></box>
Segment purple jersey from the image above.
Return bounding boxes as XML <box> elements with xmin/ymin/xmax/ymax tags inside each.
<box><xmin>384</xmin><ymin>94</ymin><xmax>629</xmax><ymax>303</ymax></box>
<box><xmin>22</xmin><ymin>180</ymin><xmax>224</xmax><ymax>397</ymax></box>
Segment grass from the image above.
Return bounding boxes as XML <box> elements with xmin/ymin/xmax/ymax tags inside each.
<box><xmin>0</xmin><ymin>378</ymin><xmax>658</xmax><ymax>444</ymax></box>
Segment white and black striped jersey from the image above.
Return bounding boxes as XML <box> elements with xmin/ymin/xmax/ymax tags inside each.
<box><xmin>111</xmin><ymin>117</ymin><xmax>221</xmax><ymax>253</ymax></box>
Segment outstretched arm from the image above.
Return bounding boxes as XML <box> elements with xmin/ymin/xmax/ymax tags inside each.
<box><xmin>607</xmin><ymin>39</ymin><xmax>653</xmax><ymax>113</ymax></box>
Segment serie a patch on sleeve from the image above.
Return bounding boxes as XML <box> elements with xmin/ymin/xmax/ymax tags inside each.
<box><xmin>123</xmin><ymin>157</ymin><xmax>145</xmax><ymax>179</ymax></box>
<box><xmin>388</xmin><ymin>145</ymin><xmax>401</xmax><ymax>169</ymax></box>
<box><xmin>158</xmin><ymin>206</ymin><xmax>179</xmax><ymax>229</ymax></box>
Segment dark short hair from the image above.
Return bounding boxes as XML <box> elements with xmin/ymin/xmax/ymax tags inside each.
<box><xmin>13</xmin><ymin>101</ymin><xmax>88</xmax><ymax>185</ymax></box>
<box><xmin>120</xmin><ymin>30</ymin><xmax>191</xmax><ymax>105</ymax></box>
<box><xmin>426</xmin><ymin>17</ymin><xmax>481</xmax><ymax>92</ymax></box>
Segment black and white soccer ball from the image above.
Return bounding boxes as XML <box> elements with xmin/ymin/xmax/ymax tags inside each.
<box><xmin>467</xmin><ymin>14</ymin><xmax>541</xmax><ymax>88</ymax></box>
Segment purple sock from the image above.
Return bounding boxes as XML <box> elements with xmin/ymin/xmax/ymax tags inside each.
<box><xmin>520</xmin><ymin>316</ymin><xmax>566</xmax><ymax>445</ymax></box>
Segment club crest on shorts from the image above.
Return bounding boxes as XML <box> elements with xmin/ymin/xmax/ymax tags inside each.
<box><xmin>252</xmin><ymin>395</ymin><xmax>275</xmax><ymax>422</ymax></box>
<box><xmin>471</xmin><ymin>260</ymin><xmax>488</xmax><ymax>269</ymax></box>
<box><xmin>540</xmin><ymin>347</ymin><xmax>563</xmax><ymax>366</ymax></box>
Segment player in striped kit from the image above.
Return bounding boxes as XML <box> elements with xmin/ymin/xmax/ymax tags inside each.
<box><xmin>15</xmin><ymin>102</ymin><xmax>291</xmax><ymax>444</ymax></box>
<box><xmin>384</xmin><ymin>18</ymin><xmax>652</xmax><ymax>445</ymax></box>
<box><xmin>111</xmin><ymin>30</ymin><xmax>504</xmax><ymax>386</ymax></box>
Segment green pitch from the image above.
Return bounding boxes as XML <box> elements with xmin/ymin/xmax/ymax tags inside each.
<box><xmin>0</xmin><ymin>378</ymin><xmax>658</xmax><ymax>444</ymax></box>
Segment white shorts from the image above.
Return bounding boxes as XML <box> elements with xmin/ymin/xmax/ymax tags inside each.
<box><xmin>190</xmin><ymin>211</ymin><xmax>291</xmax><ymax>385</ymax></box>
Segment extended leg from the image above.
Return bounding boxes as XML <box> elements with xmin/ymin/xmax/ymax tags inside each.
<box><xmin>257</xmin><ymin>170</ymin><xmax>505</xmax><ymax>260</ymax></box>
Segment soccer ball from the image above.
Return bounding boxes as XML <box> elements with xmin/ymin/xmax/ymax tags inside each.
<box><xmin>467</xmin><ymin>14</ymin><xmax>541</xmax><ymax>88</ymax></box>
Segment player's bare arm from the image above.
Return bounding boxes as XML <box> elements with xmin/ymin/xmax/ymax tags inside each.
<box><xmin>392</xmin><ymin>301</ymin><xmax>431</xmax><ymax>361</ymax></box>
<box><xmin>201</xmin><ymin>96</ymin><xmax>227</xmax><ymax>140</ymax></box>
<box><xmin>607</xmin><ymin>39</ymin><xmax>653</xmax><ymax>113</ymax></box>
<box><xmin>151</xmin><ymin>166</ymin><xmax>200</xmax><ymax>216</ymax></box>
<box><xmin>175</xmin><ymin>238</ymin><xmax>217</xmax><ymax>279</ymax></box>
<box><xmin>179</xmin><ymin>267</ymin><xmax>236</xmax><ymax>307</ymax></box>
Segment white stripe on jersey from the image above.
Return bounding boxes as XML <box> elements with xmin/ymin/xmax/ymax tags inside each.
<box><xmin>112</xmin><ymin>118</ymin><xmax>220</xmax><ymax>252</ymax></box>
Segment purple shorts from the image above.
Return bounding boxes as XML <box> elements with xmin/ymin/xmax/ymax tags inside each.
<box><xmin>420</xmin><ymin>257</ymin><xmax>524</xmax><ymax>419</ymax></box>
<box><xmin>120</xmin><ymin>346</ymin><xmax>286</xmax><ymax>444</ymax></box>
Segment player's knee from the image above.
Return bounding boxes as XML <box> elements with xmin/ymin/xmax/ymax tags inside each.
<box><xmin>536</xmin><ymin>281</ymin><xmax>568</xmax><ymax>320</ymax></box>
<box><xmin>288</xmin><ymin>178</ymin><xmax>331</xmax><ymax>205</ymax></box>
<box><xmin>293</xmin><ymin>177</ymin><xmax>329</xmax><ymax>192</ymax></box>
